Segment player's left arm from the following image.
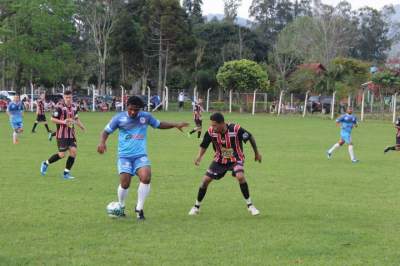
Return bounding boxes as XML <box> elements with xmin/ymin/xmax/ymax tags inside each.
<box><xmin>75</xmin><ymin>116</ymin><xmax>85</xmax><ymax>131</ymax></box>
<box><xmin>239</xmin><ymin>127</ymin><xmax>262</xmax><ymax>163</ymax></box>
<box><xmin>158</xmin><ymin>121</ymin><xmax>189</xmax><ymax>131</ymax></box>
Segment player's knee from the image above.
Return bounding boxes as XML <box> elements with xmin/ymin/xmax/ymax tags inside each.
<box><xmin>58</xmin><ymin>152</ymin><xmax>65</xmax><ymax>158</ymax></box>
<box><xmin>338</xmin><ymin>141</ymin><xmax>344</xmax><ymax>146</ymax></box>
<box><xmin>236</xmin><ymin>174</ymin><xmax>246</xmax><ymax>184</ymax></box>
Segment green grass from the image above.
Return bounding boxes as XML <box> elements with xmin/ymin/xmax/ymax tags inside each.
<box><xmin>1</xmin><ymin>111</ymin><xmax>400</xmax><ymax>265</ymax></box>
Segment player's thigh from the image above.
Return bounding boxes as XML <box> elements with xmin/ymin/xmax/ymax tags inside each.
<box><xmin>232</xmin><ymin>163</ymin><xmax>246</xmax><ymax>183</ymax></box>
<box><xmin>206</xmin><ymin>161</ymin><xmax>228</xmax><ymax>180</ymax></box>
<box><xmin>201</xmin><ymin>174</ymin><xmax>213</xmax><ymax>187</ymax></box>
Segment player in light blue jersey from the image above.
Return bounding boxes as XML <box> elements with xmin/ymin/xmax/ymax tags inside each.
<box><xmin>7</xmin><ymin>95</ymin><xmax>24</xmax><ymax>144</ymax></box>
<box><xmin>97</xmin><ymin>96</ymin><xmax>188</xmax><ymax>220</ymax></box>
<box><xmin>327</xmin><ymin>107</ymin><xmax>358</xmax><ymax>163</ymax></box>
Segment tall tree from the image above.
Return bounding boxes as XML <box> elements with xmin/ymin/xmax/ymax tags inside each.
<box><xmin>76</xmin><ymin>0</ymin><xmax>120</xmax><ymax>94</ymax></box>
<box><xmin>224</xmin><ymin>0</ymin><xmax>242</xmax><ymax>23</ymax></box>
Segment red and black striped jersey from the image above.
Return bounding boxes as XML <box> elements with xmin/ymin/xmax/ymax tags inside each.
<box><xmin>200</xmin><ymin>123</ymin><xmax>252</xmax><ymax>164</ymax></box>
<box><xmin>193</xmin><ymin>104</ymin><xmax>203</xmax><ymax>121</ymax></box>
<box><xmin>52</xmin><ymin>103</ymin><xmax>79</xmax><ymax>139</ymax></box>
<box><xmin>396</xmin><ymin>119</ymin><xmax>400</xmax><ymax>137</ymax></box>
<box><xmin>36</xmin><ymin>99</ymin><xmax>45</xmax><ymax>115</ymax></box>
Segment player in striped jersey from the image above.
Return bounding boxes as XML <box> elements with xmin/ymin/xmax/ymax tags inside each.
<box><xmin>40</xmin><ymin>91</ymin><xmax>85</xmax><ymax>179</ymax></box>
<box><xmin>31</xmin><ymin>93</ymin><xmax>52</xmax><ymax>134</ymax></box>
<box><xmin>188</xmin><ymin>112</ymin><xmax>262</xmax><ymax>216</ymax></box>
<box><xmin>384</xmin><ymin>117</ymin><xmax>400</xmax><ymax>153</ymax></box>
<box><xmin>188</xmin><ymin>99</ymin><xmax>204</xmax><ymax>138</ymax></box>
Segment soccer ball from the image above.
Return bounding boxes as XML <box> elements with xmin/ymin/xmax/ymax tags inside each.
<box><xmin>106</xmin><ymin>201</ymin><xmax>124</xmax><ymax>217</ymax></box>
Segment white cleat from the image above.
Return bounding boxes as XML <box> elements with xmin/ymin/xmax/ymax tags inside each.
<box><xmin>188</xmin><ymin>206</ymin><xmax>200</xmax><ymax>216</ymax></box>
<box><xmin>248</xmin><ymin>205</ymin><xmax>260</xmax><ymax>216</ymax></box>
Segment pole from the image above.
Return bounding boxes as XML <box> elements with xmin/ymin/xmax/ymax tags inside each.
<box><xmin>92</xmin><ymin>85</ymin><xmax>96</xmax><ymax>112</ymax></box>
<box><xmin>206</xmin><ymin>88</ymin><xmax>211</xmax><ymax>112</ymax></box>
<box><xmin>30</xmin><ymin>82</ymin><xmax>34</xmax><ymax>112</ymax></box>
<box><xmin>165</xmin><ymin>86</ymin><xmax>169</xmax><ymax>111</ymax></box>
<box><xmin>147</xmin><ymin>86</ymin><xmax>151</xmax><ymax>111</ymax></box>
<box><xmin>393</xmin><ymin>93</ymin><xmax>397</xmax><ymax>123</ymax></box>
<box><xmin>277</xmin><ymin>90</ymin><xmax>284</xmax><ymax>116</ymax></box>
<box><xmin>348</xmin><ymin>95</ymin><xmax>351</xmax><ymax>107</ymax></box>
<box><xmin>303</xmin><ymin>91</ymin><xmax>309</xmax><ymax>117</ymax></box>
<box><xmin>361</xmin><ymin>90</ymin><xmax>365</xmax><ymax>121</ymax></box>
<box><xmin>252</xmin><ymin>89</ymin><xmax>258</xmax><ymax>116</ymax></box>
<box><xmin>290</xmin><ymin>93</ymin><xmax>293</xmax><ymax>109</ymax></box>
<box><xmin>193</xmin><ymin>86</ymin><xmax>197</xmax><ymax>103</ymax></box>
<box><xmin>331</xmin><ymin>91</ymin><xmax>336</xmax><ymax>120</ymax></box>
<box><xmin>120</xmin><ymin>85</ymin><xmax>125</xmax><ymax>112</ymax></box>
<box><xmin>229</xmin><ymin>89</ymin><xmax>233</xmax><ymax>113</ymax></box>
<box><xmin>61</xmin><ymin>84</ymin><xmax>65</xmax><ymax>94</ymax></box>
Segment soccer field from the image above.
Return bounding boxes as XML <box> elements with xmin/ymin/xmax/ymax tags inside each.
<box><xmin>1</xmin><ymin>111</ymin><xmax>400</xmax><ymax>265</ymax></box>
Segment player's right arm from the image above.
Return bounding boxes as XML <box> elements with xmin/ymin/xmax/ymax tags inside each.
<box><xmin>97</xmin><ymin>114</ymin><xmax>119</xmax><ymax>154</ymax></box>
<box><xmin>51</xmin><ymin>107</ymin><xmax>72</xmax><ymax>125</ymax></box>
<box><xmin>195</xmin><ymin>131</ymin><xmax>212</xmax><ymax>166</ymax></box>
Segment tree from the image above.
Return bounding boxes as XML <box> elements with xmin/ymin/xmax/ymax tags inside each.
<box><xmin>76</xmin><ymin>0</ymin><xmax>120</xmax><ymax>94</ymax></box>
<box><xmin>183</xmin><ymin>0</ymin><xmax>203</xmax><ymax>25</ymax></box>
<box><xmin>224</xmin><ymin>0</ymin><xmax>242</xmax><ymax>23</ymax></box>
<box><xmin>0</xmin><ymin>0</ymin><xmax>76</xmax><ymax>91</ymax></box>
<box><xmin>216</xmin><ymin>59</ymin><xmax>269</xmax><ymax>92</ymax></box>
<box><xmin>288</xmin><ymin>67</ymin><xmax>325</xmax><ymax>94</ymax></box>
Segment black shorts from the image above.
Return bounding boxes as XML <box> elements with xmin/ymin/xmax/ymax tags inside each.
<box><xmin>57</xmin><ymin>138</ymin><xmax>77</xmax><ymax>152</ymax></box>
<box><xmin>396</xmin><ymin>136</ymin><xmax>400</xmax><ymax>145</ymax></box>
<box><xmin>195</xmin><ymin>119</ymin><xmax>202</xmax><ymax>127</ymax></box>
<box><xmin>36</xmin><ymin>114</ymin><xmax>46</xmax><ymax>122</ymax></box>
<box><xmin>206</xmin><ymin>161</ymin><xmax>244</xmax><ymax>180</ymax></box>
<box><xmin>179</xmin><ymin>102</ymin><xmax>184</xmax><ymax>108</ymax></box>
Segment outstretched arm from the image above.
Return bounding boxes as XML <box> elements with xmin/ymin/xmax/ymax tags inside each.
<box><xmin>158</xmin><ymin>121</ymin><xmax>189</xmax><ymax>131</ymax></box>
<box><xmin>97</xmin><ymin>131</ymin><xmax>110</xmax><ymax>154</ymax></box>
<box><xmin>75</xmin><ymin>117</ymin><xmax>85</xmax><ymax>131</ymax></box>
<box><xmin>249</xmin><ymin>136</ymin><xmax>262</xmax><ymax>163</ymax></box>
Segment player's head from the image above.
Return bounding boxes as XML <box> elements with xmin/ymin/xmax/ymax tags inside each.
<box><xmin>14</xmin><ymin>95</ymin><xmax>20</xmax><ymax>102</ymax></box>
<box><xmin>63</xmin><ymin>91</ymin><xmax>73</xmax><ymax>105</ymax></box>
<box><xmin>127</xmin><ymin>96</ymin><xmax>144</xmax><ymax>117</ymax></box>
<box><xmin>40</xmin><ymin>93</ymin><xmax>45</xmax><ymax>100</ymax></box>
<box><xmin>197</xmin><ymin>98</ymin><xmax>202</xmax><ymax>104</ymax></box>
<box><xmin>210</xmin><ymin>112</ymin><xmax>225</xmax><ymax>133</ymax></box>
<box><xmin>347</xmin><ymin>107</ymin><xmax>353</xmax><ymax>114</ymax></box>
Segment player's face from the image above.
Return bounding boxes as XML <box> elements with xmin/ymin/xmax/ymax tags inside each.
<box><xmin>64</xmin><ymin>94</ymin><xmax>72</xmax><ymax>105</ymax></box>
<box><xmin>40</xmin><ymin>94</ymin><xmax>45</xmax><ymax>100</ymax></box>
<box><xmin>211</xmin><ymin>121</ymin><xmax>225</xmax><ymax>133</ymax></box>
<box><xmin>14</xmin><ymin>95</ymin><xmax>20</xmax><ymax>102</ymax></box>
<box><xmin>347</xmin><ymin>108</ymin><xmax>353</xmax><ymax>114</ymax></box>
<box><xmin>127</xmin><ymin>105</ymin><xmax>141</xmax><ymax>118</ymax></box>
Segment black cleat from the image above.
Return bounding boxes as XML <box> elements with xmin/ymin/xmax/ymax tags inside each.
<box><xmin>135</xmin><ymin>209</ymin><xmax>145</xmax><ymax>221</ymax></box>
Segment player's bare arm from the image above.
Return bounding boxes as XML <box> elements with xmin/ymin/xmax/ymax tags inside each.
<box><xmin>249</xmin><ymin>136</ymin><xmax>262</xmax><ymax>163</ymax></box>
<box><xmin>51</xmin><ymin>116</ymin><xmax>73</xmax><ymax>125</ymax></box>
<box><xmin>75</xmin><ymin>117</ymin><xmax>85</xmax><ymax>131</ymax></box>
<box><xmin>158</xmin><ymin>121</ymin><xmax>189</xmax><ymax>131</ymax></box>
<box><xmin>195</xmin><ymin>147</ymin><xmax>207</xmax><ymax>166</ymax></box>
<box><xmin>97</xmin><ymin>131</ymin><xmax>110</xmax><ymax>154</ymax></box>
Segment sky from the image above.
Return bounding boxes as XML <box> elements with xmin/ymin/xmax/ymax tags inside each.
<box><xmin>202</xmin><ymin>0</ymin><xmax>399</xmax><ymax>20</ymax></box>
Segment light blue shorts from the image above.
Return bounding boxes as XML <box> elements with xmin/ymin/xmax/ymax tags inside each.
<box><xmin>340</xmin><ymin>133</ymin><xmax>352</xmax><ymax>144</ymax></box>
<box><xmin>118</xmin><ymin>156</ymin><xmax>151</xmax><ymax>176</ymax></box>
<box><xmin>10</xmin><ymin>120</ymin><xmax>23</xmax><ymax>130</ymax></box>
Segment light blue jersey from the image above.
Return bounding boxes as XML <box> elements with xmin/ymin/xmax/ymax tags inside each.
<box><xmin>336</xmin><ymin>113</ymin><xmax>357</xmax><ymax>144</ymax></box>
<box><xmin>105</xmin><ymin>111</ymin><xmax>160</xmax><ymax>159</ymax></box>
<box><xmin>7</xmin><ymin>101</ymin><xmax>24</xmax><ymax>129</ymax></box>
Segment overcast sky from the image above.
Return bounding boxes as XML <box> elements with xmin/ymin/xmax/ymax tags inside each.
<box><xmin>202</xmin><ymin>0</ymin><xmax>399</xmax><ymax>19</ymax></box>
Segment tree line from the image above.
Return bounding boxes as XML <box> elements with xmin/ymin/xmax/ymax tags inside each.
<box><xmin>0</xmin><ymin>0</ymin><xmax>398</xmax><ymax>98</ymax></box>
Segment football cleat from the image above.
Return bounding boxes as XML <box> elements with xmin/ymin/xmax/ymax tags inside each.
<box><xmin>326</xmin><ymin>151</ymin><xmax>332</xmax><ymax>159</ymax></box>
<box><xmin>48</xmin><ymin>132</ymin><xmax>53</xmax><ymax>141</ymax></box>
<box><xmin>188</xmin><ymin>206</ymin><xmax>200</xmax><ymax>216</ymax></box>
<box><xmin>40</xmin><ymin>161</ymin><xmax>48</xmax><ymax>176</ymax></box>
<box><xmin>248</xmin><ymin>205</ymin><xmax>260</xmax><ymax>216</ymax></box>
<box><xmin>63</xmin><ymin>172</ymin><xmax>75</xmax><ymax>180</ymax></box>
<box><xmin>351</xmin><ymin>159</ymin><xmax>359</xmax><ymax>163</ymax></box>
<box><xmin>135</xmin><ymin>209</ymin><xmax>145</xmax><ymax>220</ymax></box>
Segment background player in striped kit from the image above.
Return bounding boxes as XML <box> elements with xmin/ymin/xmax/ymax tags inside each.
<box><xmin>40</xmin><ymin>91</ymin><xmax>85</xmax><ymax>179</ymax></box>
<box><xmin>32</xmin><ymin>93</ymin><xmax>52</xmax><ymax>134</ymax></box>
<box><xmin>188</xmin><ymin>98</ymin><xmax>204</xmax><ymax>139</ymax></box>
<box><xmin>188</xmin><ymin>112</ymin><xmax>262</xmax><ymax>216</ymax></box>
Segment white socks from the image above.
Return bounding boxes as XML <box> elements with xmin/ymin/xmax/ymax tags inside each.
<box><xmin>136</xmin><ymin>183</ymin><xmax>150</xmax><ymax>211</ymax></box>
<box><xmin>118</xmin><ymin>185</ymin><xmax>129</xmax><ymax>208</ymax></box>
<box><xmin>12</xmin><ymin>132</ymin><xmax>18</xmax><ymax>143</ymax></box>
<box><xmin>348</xmin><ymin>145</ymin><xmax>355</xmax><ymax>161</ymax></box>
<box><xmin>328</xmin><ymin>143</ymin><xmax>340</xmax><ymax>154</ymax></box>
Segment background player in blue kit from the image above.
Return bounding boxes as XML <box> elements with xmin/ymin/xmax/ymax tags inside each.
<box><xmin>7</xmin><ymin>95</ymin><xmax>24</xmax><ymax>144</ymax></box>
<box><xmin>97</xmin><ymin>96</ymin><xmax>188</xmax><ymax>220</ymax></box>
<box><xmin>327</xmin><ymin>107</ymin><xmax>359</xmax><ymax>163</ymax></box>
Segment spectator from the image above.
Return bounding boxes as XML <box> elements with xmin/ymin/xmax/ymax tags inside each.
<box><xmin>178</xmin><ymin>91</ymin><xmax>185</xmax><ymax>111</ymax></box>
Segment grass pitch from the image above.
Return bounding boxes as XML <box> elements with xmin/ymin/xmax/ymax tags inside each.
<box><xmin>1</xmin><ymin>111</ymin><xmax>400</xmax><ymax>265</ymax></box>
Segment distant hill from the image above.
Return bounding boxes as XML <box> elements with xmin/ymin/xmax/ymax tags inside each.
<box><xmin>205</xmin><ymin>13</ymin><xmax>251</xmax><ymax>27</ymax></box>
